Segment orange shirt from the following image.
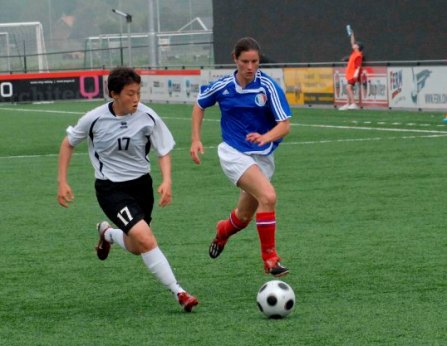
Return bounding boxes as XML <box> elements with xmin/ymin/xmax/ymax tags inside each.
<box><xmin>346</xmin><ymin>50</ymin><xmax>363</xmax><ymax>80</ymax></box>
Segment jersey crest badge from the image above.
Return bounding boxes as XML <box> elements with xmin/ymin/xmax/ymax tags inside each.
<box><xmin>255</xmin><ymin>93</ymin><xmax>267</xmax><ymax>107</ymax></box>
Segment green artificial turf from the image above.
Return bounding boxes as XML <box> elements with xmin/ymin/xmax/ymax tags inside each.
<box><xmin>0</xmin><ymin>101</ymin><xmax>445</xmax><ymax>345</ymax></box>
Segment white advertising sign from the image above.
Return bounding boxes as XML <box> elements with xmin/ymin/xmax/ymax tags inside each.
<box><xmin>388</xmin><ymin>66</ymin><xmax>447</xmax><ymax>110</ymax></box>
<box><xmin>200</xmin><ymin>69</ymin><xmax>234</xmax><ymax>85</ymax></box>
<box><xmin>200</xmin><ymin>68</ymin><xmax>286</xmax><ymax>91</ymax></box>
<box><xmin>139</xmin><ymin>70</ymin><xmax>201</xmax><ymax>103</ymax></box>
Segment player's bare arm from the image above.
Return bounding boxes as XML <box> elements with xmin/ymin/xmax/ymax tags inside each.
<box><xmin>57</xmin><ymin>137</ymin><xmax>75</xmax><ymax>208</ymax></box>
<box><xmin>246</xmin><ymin>119</ymin><xmax>291</xmax><ymax>146</ymax></box>
<box><xmin>350</xmin><ymin>30</ymin><xmax>356</xmax><ymax>47</ymax></box>
<box><xmin>157</xmin><ymin>154</ymin><xmax>172</xmax><ymax>207</ymax></box>
<box><xmin>190</xmin><ymin>104</ymin><xmax>205</xmax><ymax>164</ymax></box>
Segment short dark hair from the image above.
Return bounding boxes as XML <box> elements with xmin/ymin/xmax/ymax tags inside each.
<box><xmin>232</xmin><ymin>37</ymin><xmax>261</xmax><ymax>59</ymax></box>
<box><xmin>107</xmin><ymin>67</ymin><xmax>141</xmax><ymax>97</ymax></box>
<box><xmin>356</xmin><ymin>41</ymin><xmax>364</xmax><ymax>52</ymax></box>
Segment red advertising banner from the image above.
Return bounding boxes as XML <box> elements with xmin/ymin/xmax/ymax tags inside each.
<box><xmin>334</xmin><ymin>66</ymin><xmax>388</xmax><ymax>108</ymax></box>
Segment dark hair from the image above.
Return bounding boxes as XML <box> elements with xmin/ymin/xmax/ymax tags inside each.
<box><xmin>356</xmin><ymin>41</ymin><xmax>364</xmax><ymax>52</ymax></box>
<box><xmin>232</xmin><ymin>37</ymin><xmax>261</xmax><ymax>59</ymax></box>
<box><xmin>107</xmin><ymin>67</ymin><xmax>141</xmax><ymax>97</ymax></box>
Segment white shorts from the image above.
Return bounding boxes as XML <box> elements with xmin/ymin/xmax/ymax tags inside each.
<box><xmin>217</xmin><ymin>142</ymin><xmax>275</xmax><ymax>185</ymax></box>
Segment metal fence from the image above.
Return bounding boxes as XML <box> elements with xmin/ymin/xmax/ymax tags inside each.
<box><xmin>0</xmin><ymin>31</ymin><xmax>214</xmax><ymax>73</ymax></box>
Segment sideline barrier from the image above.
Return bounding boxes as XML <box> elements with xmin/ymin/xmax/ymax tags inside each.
<box><xmin>0</xmin><ymin>70</ymin><xmax>106</xmax><ymax>103</ymax></box>
<box><xmin>1</xmin><ymin>66</ymin><xmax>446</xmax><ymax>111</ymax></box>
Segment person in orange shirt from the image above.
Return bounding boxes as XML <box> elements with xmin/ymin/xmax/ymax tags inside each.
<box><xmin>339</xmin><ymin>28</ymin><xmax>364</xmax><ymax>110</ymax></box>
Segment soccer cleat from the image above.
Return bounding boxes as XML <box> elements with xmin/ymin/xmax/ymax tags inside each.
<box><xmin>338</xmin><ymin>104</ymin><xmax>350</xmax><ymax>111</ymax></box>
<box><xmin>264</xmin><ymin>259</ymin><xmax>289</xmax><ymax>278</ymax></box>
<box><xmin>95</xmin><ymin>221</ymin><xmax>111</xmax><ymax>261</ymax></box>
<box><xmin>347</xmin><ymin>103</ymin><xmax>360</xmax><ymax>110</ymax></box>
<box><xmin>177</xmin><ymin>291</ymin><xmax>199</xmax><ymax>312</ymax></box>
<box><xmin>209</xmin><ymin>220</ymin><xmax>228</xmax><ymax>259</ymax></box>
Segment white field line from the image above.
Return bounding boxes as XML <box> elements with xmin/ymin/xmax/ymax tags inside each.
<box><xmin>1</xmin><ymin>108</ymin><xmax>446</xmax><ymax>160</ymax></box>
<box><xmin>0</xmin><ymin>107</ymin><xmax>82</xmax><ymax>115</ymax></box>
<box><xmin>296</xmin><ymin>123</ymin><xmax>447</xmax><ymax>134</ymax></box>
<box><xmin>2</xmin><ymin>107</ymin><xmax>446</xmax><ymax>133</ymax></box>
<box><xmin>2</xmin><ymin>132</ymin><xmax>446</xmax><ymax>161</ymax></box>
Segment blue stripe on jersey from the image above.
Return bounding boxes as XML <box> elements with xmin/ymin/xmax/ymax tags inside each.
<box><xmin>197</xmin><ymin>70</ymin><xmax>291</xmax><ymax>155</ymax></box>
<box><xmin>89</xmin><ymin>117</ymin><xmax>100</xmax><ymax>143</ymax></box>
<box><xmin>145</xmin><ymin>112</ymin><xmax>156</xmax><ymax>124</ymax></box>
<box><xmin>88</xmin><ymin>117</ymin><xmax>105</xmax><ymax>176</ymax></box>
<box><xmin>143</xmin><ymin>113</ymin><xmax>155</xmax><ymax>159</ymax></box>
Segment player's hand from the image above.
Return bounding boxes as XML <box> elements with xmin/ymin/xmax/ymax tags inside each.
<box><xmin>57</xmin><ymin>182</ymin><xmax>74</xmax><ymax>208</ymax></box>
<box><xmin>246</xmin><ymin>132</ymin><xmax>268</xmax><ymax>146</ymax></box>
<box><xmin>157</xmin><ymin>181</ymin><xmax>172</xmax><ymax>207</ymax></box>
<box><xmin>190</xmin><ymin>140</ymin><xmax>204</xmax><ymax>165</ymax></box>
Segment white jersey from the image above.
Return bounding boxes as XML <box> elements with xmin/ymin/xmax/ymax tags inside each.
<box><xmin>66</xmin><ymin>102</ymin><xmax>175</xmax><ymax>182</ymax></box>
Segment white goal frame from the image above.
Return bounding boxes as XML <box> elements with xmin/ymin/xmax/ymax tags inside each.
<box><xmin>0</xmin><ymin>22</ymin><xmax>48</xmax><ymax>72</ymax></box>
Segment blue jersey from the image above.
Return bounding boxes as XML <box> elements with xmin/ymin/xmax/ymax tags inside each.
<box><xmin>197</xmin><ymin>70</ymin><xmax>292</xmax><ymax>155</ymax></box>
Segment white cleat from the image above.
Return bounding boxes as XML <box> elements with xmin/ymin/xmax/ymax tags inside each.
<box><xmin>347</xmin><ymin>103</ymin><xmax>360</xmax><ymax>110</ymax></box>
<box><xmin>338</xmin><ymin>104</ymin><xmax>350</xmax><ymax>111</ymax></box>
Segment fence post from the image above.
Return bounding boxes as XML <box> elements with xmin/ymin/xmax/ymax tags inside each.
<box><xmin>23</xmin><ymin>41</ymin><xmax>27</xmax><ymax>73</ymax></box>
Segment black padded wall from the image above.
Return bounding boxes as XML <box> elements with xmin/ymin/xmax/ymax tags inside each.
<box><xmin>212</xmin><ymin>0</ymin><xmax>447</xmax><ymax>64</ymax></box>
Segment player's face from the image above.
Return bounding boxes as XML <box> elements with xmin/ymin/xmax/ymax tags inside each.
<box><xmin>234</xmin><ymin>50</ymin><xmax>260</xmax><ymax>86</ymax></box>
<box><xmin>112</xmin><ymin>82</ymin><xmax>141</xmax><ymax>115</ymax></box>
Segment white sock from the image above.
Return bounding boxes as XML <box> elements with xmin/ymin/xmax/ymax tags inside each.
<box><xmin>104</xmin><ymin>228</ymin><xmax>126</xmax><ymax>250</ymax></box>
<box><xmin>141</xmin><ymin>247</ymin><xmax>184</xmax><ymax>296</ymax></box>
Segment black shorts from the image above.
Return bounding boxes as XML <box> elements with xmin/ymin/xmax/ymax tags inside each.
<box><xmin>95</xmin><ymin>174</ymin><xmax>154</xmax><ymax>233</ymax></box>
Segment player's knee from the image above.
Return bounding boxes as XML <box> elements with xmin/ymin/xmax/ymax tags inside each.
<box><xmin>237</xmin><ymin>211</ymin><xmax>253</xmax><ymax>224</ymax></box>
<box><xmin>132</xmin><ymin>237</ymin><xmax>157</xmax><ymax>254</ymax></box>
<box><xmin>127</xmin><ymin>224</ymin><xmax>157</xmax><ymax>254</ymax></box>
<box><xmin>258</xmin><ymin>190</ymin><xmax>277</xmax><ymax>209</ymax></box>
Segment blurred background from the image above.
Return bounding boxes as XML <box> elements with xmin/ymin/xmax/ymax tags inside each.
<box><xmin>0</xmin><ymin>0</ymin><xmax>213</xmax><ymax>72</ymax></box>
<box><xmin>0</xmin><ymin>0</ymin><xmax>446</xmax><ymax>73</ymax></box>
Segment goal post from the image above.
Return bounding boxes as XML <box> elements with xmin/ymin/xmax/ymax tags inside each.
<box><xmin>0</xmin><ymin>22</ymin><xmax>48</xmax><ymax>73</ymax></box>
<box><xmin>0</xmin><ymin>32</ymin><xmax>11</xmax><ymax>71</ymax></box>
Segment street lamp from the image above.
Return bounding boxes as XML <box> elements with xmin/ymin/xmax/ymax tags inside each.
<box><xmin>112</xmin><ymin>9</ymin><xmax>132</xmax><ymax>66</ymax></box>
<box><xmin>147</xmin><ymin>0</ymin><xmax>157</xmax><ymax>68</ymax></box>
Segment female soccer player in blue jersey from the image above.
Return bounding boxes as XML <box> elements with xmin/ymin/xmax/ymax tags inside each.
<box><xmin>190</xmin><ymin>37</ymin><xmax>292</xmax><ymax>277</ymax></box>
<box><xmin>57</xmin><ymin>67</ymin><xmax>198</xmax><ymax>312</ymax></box>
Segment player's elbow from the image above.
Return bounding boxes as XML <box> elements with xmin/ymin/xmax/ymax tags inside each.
<box><xmin>282</xmin><ymin>120</ymin><xmax>291</xmax><ymax>136</ymax></box>
<box><xmin>62</xmin><ymin>137</ymin><xmax>74</xmax><ymax>150</ymax></box>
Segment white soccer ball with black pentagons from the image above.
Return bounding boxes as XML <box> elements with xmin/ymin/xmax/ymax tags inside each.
<box><xmin>256</xmin><ymin>280</ymin><xmax>295</xmax><ymax>319</ymax></box>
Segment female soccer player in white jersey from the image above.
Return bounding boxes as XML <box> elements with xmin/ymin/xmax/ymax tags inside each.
<box><xmin>190</xmin><ymin>37</ymin><xmax>292</xmax><ymax>277</ymax></box>
<box><xmin>57</xmin><ymin>67</ymin><xmax>198</xmax><ymax>312</ymax></box>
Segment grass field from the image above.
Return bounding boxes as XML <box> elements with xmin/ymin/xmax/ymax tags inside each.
<box><xmin>0</xmin><ymin>101</ymin><xmax>446</xmax><ymax>345</ymax></box>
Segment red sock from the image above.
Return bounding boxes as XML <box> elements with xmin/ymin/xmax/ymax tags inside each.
<box><xmin>219</xmin><ymin>209</ymin><xmax>249</xmax><ymax>238</ymax></box>
<box><xmin>256</xmin><ymin>211</ymin><xmax>278</xmax><ymax>262</ymax></box>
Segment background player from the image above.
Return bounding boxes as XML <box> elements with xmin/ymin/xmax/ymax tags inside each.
<box><xmin>339</xmin><ymin>25</ymin><xmax>364</xmax><ymax>110</ymax></box>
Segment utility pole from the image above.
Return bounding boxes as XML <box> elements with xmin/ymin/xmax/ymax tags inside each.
<box><xmin>112</xmin><ymin>9</ymin><xmax>132</xmax><ymax>66</ymax></box>
<box><xmin>147</xmin><ymin>0</ymin><xmax>157</xmax><ymax>68</ymax></box>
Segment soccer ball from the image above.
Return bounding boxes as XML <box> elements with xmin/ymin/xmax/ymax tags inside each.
<box><xmin>256</xmin><ymin>280</ymin><xmax>295</xmax><ymax>319</ymax></box>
